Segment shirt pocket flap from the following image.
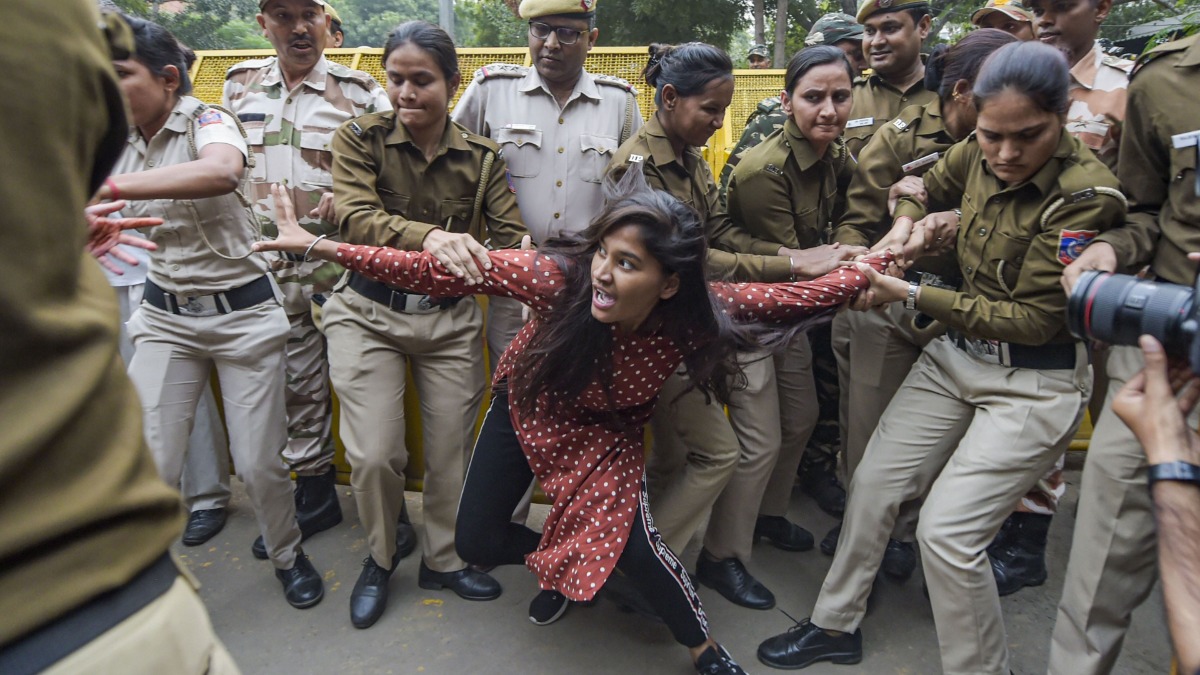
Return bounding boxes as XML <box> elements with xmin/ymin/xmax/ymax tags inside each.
<box><xmin>299</xmin><ymin>130</ymin><xmax>335</xmax><ymax>152</ymax></box>
<box><xmin>378</xmin><ymin>189</ymin><xmax>410</xmax><ymax>216</ymax></box>
<box><xmin>496</xmin><ymin>127</ymin><xmax>543</xmax><ymax>149</ymax></box>
<box><xmin>579</xmin><ymin>133</ymin><xmax>617</xmax><ymax>156</ymax></box>
<box><xmin>243</xmin><ymin>126</ymin><xmax>265</xmax><ymax>147</ymax></box>
<box><xmin>440</xmin><ymin>198</ymin><xmax>474</xmax><ymax>232</ymax></box>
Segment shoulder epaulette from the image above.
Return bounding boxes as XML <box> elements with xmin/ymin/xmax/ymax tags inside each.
<box><xmin>472</xmin><ymin>62</ymin><xmax>529</xmax><ymax>83</ymax></box>
<box><xmin>226</xmin><ymin>56</ymin><xmax>276</xmax><ymax>78</ymax></box>
<box><xmin>461</xmin><ymin>128</ymin><xmax>502</xmax><ymax>153</ymax></box>
<box><xmin>1134</xmin><ymin>32</ymin><xmax>1199</xmax><ymax>74</ymax></box>
<box><xmin>327</xmin><ymin>62</ymin><xmax>379</xmax><ymax>89</ymax></box>
<box><xmin>345</xmin><ymin>111</ymin><xmax>391</xmax><ymax>138</ymax></box>
<box><xmin>594</xmin><ymin>73</ymin><xmax>638</xmax><ymax>94</ymax></box>
<box><xmin>1100</xmin><ymin>53</ymin><xmax>1134</xmax><ymax>74</ymax></box>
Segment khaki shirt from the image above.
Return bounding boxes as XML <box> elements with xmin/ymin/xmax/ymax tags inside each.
<box><xmin>895</xmin><ymin>132</ymin><xmax>1126</xmax><ymax>345</ymax></box>
<box><xmin>113</xmin><ymin>96</ymin><xmax>271</xmax><ymax>297</ymax></box>
<box><xmin>333</xmin><ymin>113</ymin><xmax>526</xmax><ymax>254</ymax></box>
<box><xmin>844</xmin><ymin>69</ymin><xmax>938</xmax><ymax>159</ymax></box>
<box><xmin>223</xmin><ymin>55</ymin><xmax>389</xmax><ymax>312</ymax></box>
<box><xmin>1098</xmin><ymin>33</ymin><xmax>1200</xmax><ymax>285</ymax></box>
<box><xmin>0</xmin><ymin>0</ymin><xmax>181</xmax><ymax>645</ymax></box>
<box><xmin>452</xmin><ymin>64</ymin><xmax>642</xmax><ymax>244</ymax></box>
<box><xmin>608</xmin><ymin>115</ymin><xmax>794</xmax><ymax>282</ymax></box>
<box><xmin>834</xmin><ymin>99</ymin><xmax>960</xmax><ymax>281</ymax></box>
<box><xmin>1066</xmin><ymin>42</ymin><xmax>1133</xmax><ymax>172</ymax></box>
<box><xmin>726</xmin><ymin>118</ymin><xmax>854</xmax><ymax>250</ymax></box>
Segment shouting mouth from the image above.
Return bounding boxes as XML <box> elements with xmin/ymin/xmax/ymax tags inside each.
<box><xmin>593</xmin><ymin>287</ymin><xmax>616</xmax><ymax>309</ymax></box>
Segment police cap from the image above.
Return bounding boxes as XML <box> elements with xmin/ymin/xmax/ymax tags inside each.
<box><xmin>519</xmin><ymin>0</ymin><xmax>596</xmax><ymax>19</ymax></box>
<box><xmin>805</xmin><ymin>13</ymin><xmax>864</xmax><ymax>47</ymax></box>
<box><xmin>970</xmin><ymin>0</ymin><xmax>1034</xmax><ymax>26</ymax></box>
<box><xmin>855</xmin><ymin>0</ymin><xmax>930</xmax><ymax>24</ymax></box>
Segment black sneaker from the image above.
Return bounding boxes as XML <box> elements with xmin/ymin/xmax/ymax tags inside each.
<box><xmin>880</xmin><ymin>539</ymin><xmax>917</xmax><ymax>583</ymax></box>
<box><xmin>757</xmin><ymin>618</ymin><xmax>862</xmax><ymax>669</ymax></box>
<box><xmin>528</xmin><ymin>590</ymin><xmax>570</xmax><ymax>626</ymax></box>
<box><xmin>695</xmin><ymin>644</ymin><xmax>747</xmax><ymax>674</ymax></box>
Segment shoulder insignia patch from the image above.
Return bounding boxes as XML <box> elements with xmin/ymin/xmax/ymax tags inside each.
<box><xmin>594</xmin><ymin>73</ymin><xmax>636</xmax><ymax>94</ymax></box>
<box><xmin>1058</xmin><ymin>229</ymin><xmax>1098</xmax><ymax>265</ymax></box>
<box><xmin>349</xmin><ymin>122</ymin><xmax>364</xmax><ymax>138</ymax></box>
<box><xmin>474</xmin><ymin>63</ymin><xmax>529</xmax><ymax>82</ymax></box>
<box><xmin>892</xmin><ymin>118</ymin><xmax>908</xmax><ymax>131</ymax></box>
<box><xmin>628</xmin><ymin>154</ymin><xmax>644</xmax><ymax>163</ymax></box>
<box><xmin>1067</xmin><ymin>187</ymin><xmax>1097</xmax><ymax>203</ymax></box>
<box><xmin>764</xmin><ymin>164</ymin><xmax>783</xmax><ymax>175</ymax></box>
<box><xmin>197</xmin><ymin>109</ymin><xmax>223</xmax><ymax>128</ymax></box>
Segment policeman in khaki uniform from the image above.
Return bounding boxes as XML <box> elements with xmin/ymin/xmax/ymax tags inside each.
<box><xmin>0</xmin><ymin>5</ymin><xmax>234</xmax><ymax>672</ymax></box>
<box><xmin>220</xmin><ymin>0</ymin><xmax>392</xmax><ymax>561</ymax></box>
<box><xmin>1049</xmin><ymin>32</ymin><xmax>1200</xmax><ymax>675</ymax></box>
<box><xmin>608</xmin><ymin>102</ymin><xmax>801</xmax><ymax>556</ymax></box>
<box><xmin>452</xmin><ymin>0</ymin><xmax>642</xmax><ymax>367</ymax></box>
<box><xmin>324</xmin><ymin>22</ymin><xmax>528</xmax><ymax>628</ymax></box>
<box><xmin>757</xmin><ymin>42</ymin><xmax>1126</xmax><ymax>673</ymax></box>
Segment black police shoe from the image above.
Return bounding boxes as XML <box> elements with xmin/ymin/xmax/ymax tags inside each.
<box><xmin>797</xmin><ymin>464</ymin><xmax>847</xmax><ymax>517</ymax></box>
<box><xmin>881</xmin><ymin>539</ymin><xmax>917</xmax><ymax>583</ymax></box>
<box><xmin>275</xmin><ymin>551</ymin><xmax>324</xmax><ymax>609</ymax></box>
<box><xmin>820</xmin><ymin>523</ymin><xmax>841</xmax><ymax>556</ymax></box>
<box><xmin>757</xmin><ymin>618</ymin><xmax>862</xmax><ymax>669</ymax></box>
<box><xmin>350</xmin><ymin>556</ymin><xmax>394</xmax><ymax>629</ymax></box>
<box><xmin>989</xmin><ymin>512</ymin><xmax>1051</xmax><ymax>596</ymax></box>
<box><xmin>695</xmin><ymin>643</ymin><xmax>748</xmax><ymax>674</ymax></box>
<box><xmin>181</xmin><ymin>508</ymin><xmax>227</xmax><ymax>546</ymax></box>
<box><xmin>695</xmin><ymin>551</ymin><xmax>776</xmax><ymax>610</ymax></box>
<box><xmin>417</xmin><ymin>561</ymin><xmax>502</xmax><ymax>601</ymax></box>
<box><xmin>754</xmin><ymin>515</ymin><xmax>815</xmax><ymax>552</ymax></box>
<box><xmin>528</xmin><ymin>590</ymin><xmax>570</xmax><ymax>626</ymax></box>
<box><xmin>252</xmin><ymin>468</ymin><xmax>344</xmax><ymax>560</ymax></box>
<box><xmin>396</xmin><ymin>501</ymin><xmax>417</xmax><ymax>561</ymax></box>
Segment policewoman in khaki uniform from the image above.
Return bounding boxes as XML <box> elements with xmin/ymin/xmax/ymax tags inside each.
<box><xmin>826</xmin><ymin>29</ymin><xmax>1017</xmax><ymax>572</ymax></box>
<box><xmin>705</xmin><ymin>46</ymin><xmax>865</xmax><ymax>609</ymax></box>
<box><xmin>757</xmin><ymin>42</ymin><xmax>1125</xmax><ymax>673</ymax></box>
<box><xmin>607</xmin><ymin>43</ymin><xmax>838</xmax><ymax>556</ymax></box>
<box><xmin>323</xmin><ymin>21</ymin><xmax>527</xmax><ymax>629</ymax></box>
<box><xmin>1049</xmin><ymin>31</ymin><xmax>1200</xmax><ymax>675</ymax></box>
<box><xmin>101</xmin><ymin>17</ymin><xmax>324</xmax><ymax>609</ymax></box>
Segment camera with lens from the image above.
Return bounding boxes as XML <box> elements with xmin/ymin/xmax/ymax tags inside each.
<box><xmin>1067</xmin><ymin>271</ymin><xmax>1200</xmax><ymax>372</ymax></box>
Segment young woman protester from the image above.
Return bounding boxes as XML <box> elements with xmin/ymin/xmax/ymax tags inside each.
<box><xmin>320</xmin><ymin>21</ymin><xmax>527</xmax><ymax>629</ymax></box>
<box><xmin>822</xmin><ymin>28</ymin><xmax>1018</xmax><ymax>576</ymax></box>
<box><xmin>755</xmin><ymin>40</ymin><xmax>1126</xmax><ymax>674</ymax></box>
<box><xmin>698</xmin><ymin>45</ymin><xmax>863</xmax><ymax>610</ymax></box>
<box><xmin>256</xmin><ymin>170</ymin><xmax>893</xmax><ymax>672</ymax></box>
<box><xmin>607</xmin><ymin>42</ymin><xmax>864</xmax><ymax>589</ymax></box>
<box><xmin>99</xmin><ymin>16</ymin><xmax>323</xmax><ymax>608</ymax></box>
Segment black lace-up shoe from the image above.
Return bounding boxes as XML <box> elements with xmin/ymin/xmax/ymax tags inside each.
<box><xmin>754</xmin><ymin>516</ymin><xmax>815</xmax><ymax>552</ymax></box>
<box><xmin>350</xmin><ymin>556</ymin><xmax>394</xmax><ymax>629</ymax></box>
<box><xmin>695</xmin><ymin>551</ymin><xmax>776</xmax><ymax>610</ymax></box>
<box><xmin>253</xmin><ymin>468</ymin><xmax>343</xmax><ymax>560</ymax></box>
<box><xmin>695</xmin><ymin>643</ymin><xmax>748</xmax><ymax>674</ymax></box>
<box><xmin>275</xmin><ymin>551</ymin><xmax>324</xmax><ymax>609</ymax></box>
<box><xmin>417</xmin><ymin>561</ymin><xmax>501</xmax><ymax>600</ymax></box>
<box><xmin>881</xmin><ymin>539</ymin><xmax>917</xmax><ymax>583</ymax></box>
<box><xmin>181</xmin><ymin>508</ymin><xmax>227</xmax><ymax>546</ymax></box>
<box><xmin>820</xmin><ymin>523</ymin><xmax>841</xmax><ymax>556</ymax></box>
<box><xmin>757</xmin><ymin>618</ymin><xmax>862</xmax><ymax>669</ymax></box>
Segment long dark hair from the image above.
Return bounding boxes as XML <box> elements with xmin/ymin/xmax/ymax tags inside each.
<box><xmin>973</xmin><ymin>41</ymin><xmax>1070</xmax><ymax>115</ymax></box>
<box><xmin>120</xmin><ymin>14</ymin><xmax>195</xmax><ymax>95</ymax></box>
<box><xmin>509</xmin><ymin>175</ymin><xmax>807</xmax><ymax>424</ymax></box>
<box><xmin>923</xmin><ymin>28</ymin><xmax>1016</xmax><ymax>102</ymax></box>
<box><xmin>643</xmin><ymin>42</ymin><xmax>733</xmax><ymax>106</ymax></box>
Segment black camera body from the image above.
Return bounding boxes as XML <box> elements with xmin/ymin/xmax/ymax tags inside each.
<box><xmin>1067</xmin><ymin>271</ymin><xmax>1200</xmax><ymax>372</ymax></box>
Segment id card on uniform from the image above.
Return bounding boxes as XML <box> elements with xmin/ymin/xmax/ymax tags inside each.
<box><xmin>846</xmin><ymin>117</ymin><xmax>874</xmax><ymax>129</ymax></box>
<box><xmin>505</xmin><ymin>123</ymin><xmax>538</xmax><ymax>132</ymax></box>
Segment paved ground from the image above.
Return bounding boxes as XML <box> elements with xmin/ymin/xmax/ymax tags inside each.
<box><xmin>178</xmin><ymin>451</ymin><xmax>1171</xmax><ymax>674</ymax></box>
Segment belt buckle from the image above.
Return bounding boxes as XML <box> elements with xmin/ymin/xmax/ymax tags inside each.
<box><xmin>918</xmin><ymin>272</ymin><xmax>954</xmax><ymax>290</ymax></box>
<box><xmin>175</xmin><ymin>294</ymin><xmax>221</xmax><ymax>317</ymax></box>
<box><xmin>405</xmin><ymin>294</ymin><xmax>440</xmax><ymax>314</ymax></box>
<box><xmin>961</xmin><ymin>336</ymin><xmax>1003</xmax><ymax>365</ymax></box>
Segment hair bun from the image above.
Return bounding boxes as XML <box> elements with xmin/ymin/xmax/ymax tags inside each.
<box><xmin>644</xmin><ymin>43</ymin><xmax>674</xmax><ymax>87</ymax></box>
<box><xmin>924</xmin><ymin>43</ymin><xmax>949</xmax><ymax>93</ymax></box>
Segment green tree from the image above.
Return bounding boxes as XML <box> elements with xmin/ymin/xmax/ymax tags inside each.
<box><xmin>333</xmin><ymin>0</ymin><xmax>441</xmax><ymax>47</ymax></box>
<box><xmin>600</xmin><ymin>0</ymin><xmax>750</xmax><ymax>49</ymax></box>
<box><xmin>457</xmin><ymin>0</ymin><xmax>526</xmax><ymax>47</ymax></box>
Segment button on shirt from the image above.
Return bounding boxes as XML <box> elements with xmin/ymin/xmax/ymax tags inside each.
<box><xmin>452</xmin><ymin>66</ymin><xmax>642</xmax><ymax>244</ymax></box>
<box><xmin>112</xmin><ymin>96</ymin><xmax>268</xmax><ymax>297</ymax></box>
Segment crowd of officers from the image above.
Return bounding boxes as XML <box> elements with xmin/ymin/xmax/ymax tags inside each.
<box><xmin>3</xmin><ymin>0</ymin><xmax>1196</xmax><ymax>671</ymax></box>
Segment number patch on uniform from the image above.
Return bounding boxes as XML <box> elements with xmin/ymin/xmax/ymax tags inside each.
<box><xmin>1058</xmin><ymin>229</ymin><xmax>1098</xmax><ymax>265</ymax></box>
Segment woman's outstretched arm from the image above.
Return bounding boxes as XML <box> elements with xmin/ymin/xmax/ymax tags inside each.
<box><xmin>711</xmin><ymin>251</ymin><xmax>894</xmax><ymax>323</ymax></box>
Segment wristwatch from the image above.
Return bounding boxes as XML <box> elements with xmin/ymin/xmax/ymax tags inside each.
<box><xmin>904</xmin><ymin>282</ymin><xmax>919</xmax><ymax>310</ymax></box>
<box><xmin>1147</xmin><ymin>461</ymin><xmax>1200</xmax><ymax>488</ymax></box>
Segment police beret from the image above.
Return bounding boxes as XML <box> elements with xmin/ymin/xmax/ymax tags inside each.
<box><xmin>325</xmin><ymin>2</ymin><xmax>343</xmax><ymax>26</ymax></box>
<box><xmin>855</xmin><ymin>0</ymin><xmax>929</xmax><ymax>23</ymax></box>
<box><xmin>748</xmin><ymin>44</ymin><xmax>771</xmax><ymax>58</ymax></box>
<box><xmin>518</xmin><ymin>0</ymin><xmax>596</xmax><ymax>19</ymax></box>
<box><xmin>970</xmin><ymin>0</ymin><xmax>1034</xmax><ymax>25</ymax></box>
<box><xmin>805</xmin><ymin>13</ymin><xmax>863</xmax><ymax>47</ymax></box>
<box><xmin>258</xmin><ymin>0</ymin><xmax>327</xmax><ymax>9</ymax></box>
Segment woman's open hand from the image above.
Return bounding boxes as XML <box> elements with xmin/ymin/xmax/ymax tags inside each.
<box><xmin>252</xmin><ymin>184</ymin><xmax>319</xmax><ymax>256</ymax></box>
<box><xmin>85</xmin><ymin>200</ymin><xmax>161</xmax><ymax>274</ymax></box>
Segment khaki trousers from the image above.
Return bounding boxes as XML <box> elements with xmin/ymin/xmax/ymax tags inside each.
<box><xmin>43</xmin><ymin>577</ymin><xmax>239</xmax><ymax>675</ymax></box>
<box><xmin>127</xmin><ymin>302</ymin><xmax>301</xmax><ymax>569</ymax></box>
<box><xmin>813</xmin><ymin>337</ymin><xmax>1090</xmax><ymax>675</ymax></box>
<box><xmin>1048</xmin><ymin>345</ymin><xmax>1177</xmax><ymax>675</ymax></box>
<box><xmin>705</xmin><ymin>336</ymin><xmax>818</xmax><ymax>560</ymax></box>
<box><xmin>282</xmin><ymin>308</ymin><xmax>335</xmax><ymax>475</ymax></box>
<box><xmin>324</xmin><ymin>289</ymin><xmax>485</xmax><ymax>571</ymax></box>
<box><xmin>646</xmin><ymin>370</ymin><xmax>741</xmax><ymax>554</ymax></box>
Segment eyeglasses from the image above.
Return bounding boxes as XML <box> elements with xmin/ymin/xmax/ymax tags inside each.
<box><xmin>528</xmin><ymin>21</ymin><xmax>585</xmax><ymax>45</ymax></box>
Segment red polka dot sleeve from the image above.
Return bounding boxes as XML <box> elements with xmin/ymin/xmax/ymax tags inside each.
<box><xmin>334</xmin><ymin>243</ymin><xmax>563</xmax><ymax>313</ymax></box>
<box><xmin>711</xmin><ymin>251</ymin><xmax>894</xmax><ymax>321</ymax></box>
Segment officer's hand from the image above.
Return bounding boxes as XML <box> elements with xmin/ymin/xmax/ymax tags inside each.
<box><xmin>253</xmin><ymin>184</ymin><xmax>327</xmax><ymax>258</ymax></box>
<box><xmin>1061</xmin><ymin>242</ymin><xmax>1118</xmax><ymax>296</ymax></box>
<box><xmin>871</xmin><ymin>217</ymin><xmax>915</xmax><ymax>269</ymax></box>
<box><xmin>783</xmin><ymin>244</ymin><xmax>868</xmax><ymax>279</ymax></box>
<box><xmin>916</xmin><ymin>211</ymin><xmax>959</xmax><ymax>252</ymax></box>
<box><xmin>888</xmin><ymin>176</ymin><xmax>926</xmax><ymax>215</ymax></box>
<box><xmin>853</xmin><ymin>263</ymin><xmax>909</xmax><ymax>308</ymax></box>
<box><xmin>85</xmin><ymin>200</ymin><xmax>161</xmax><ymax>272</ymax></box>
<box><xmin>1113</xmin><ymin>335</ymin><xmax>1200</xmax><ymax>466</ymax></box>
<box><xmin>423</xmin><ymin>229</ymin><xmax>491</xmax><ymax>285</ymax></box>
<box><xmin>308</xmin><ymin>192</ymin><xmax>336</xmax><ymax>224</ymax></box>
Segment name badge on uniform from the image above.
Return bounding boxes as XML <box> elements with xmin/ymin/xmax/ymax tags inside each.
<box><xmin>901</xmin><ymin>152</ymin><xmax>939</xmax><ymax>174</ymax></box>
<box><xmin>846</xmin><ymin>117</ymin><xmax>874</xmax><ymax>129</ymax></box>
<box><xmin>1171</xmin><ymin>129</ymin><xmax>1200</xmax><ymax>149</ymax></box>
<box><xmin>629</xmin><ymin>154</ymin><xmax>644</xmax><ymax>163</ymax></box>
<box><xmin>505</xmin><ymin>123</ymin><xmax>538</xmax><ymax>132</ymax></box>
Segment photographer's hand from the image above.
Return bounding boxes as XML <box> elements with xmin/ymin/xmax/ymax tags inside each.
<box><xmin>1111</xmin><ymin>335</ymin><xmax>1200</xmax><ymax>466</ymax></box>
<box><xmin>1061</xmin><ymin>241</ymin><xmax>1117</xmax><ymax>296</ymax></box>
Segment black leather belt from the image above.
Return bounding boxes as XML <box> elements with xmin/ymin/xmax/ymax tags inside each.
<box><xmin>947</xmin><ymin>329</ymin><xmax>1083</xmax><ymax>370</ymax></box>
<box><xmin>143</xmin><ymin>275</ymin><xmax>274</xmax><ymax>317</ymax></box>
<box><xmin>0</xmin><ymin>553</ymin><xmax>178</xmax><ymax>675</ymax></box>
<box><xmin>346</xmin><ymin>272</ymin><xmax>461</xmax><ymax>314</ymax></box>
